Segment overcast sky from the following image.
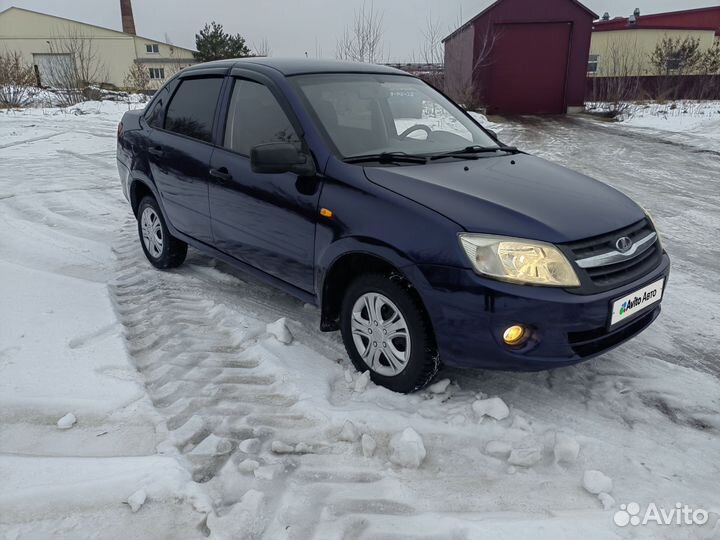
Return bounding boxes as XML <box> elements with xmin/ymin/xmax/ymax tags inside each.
<box><xmin>1</xmin><ymin>0</ymin><xmax>718</xmax><ymax>60</ymax></box>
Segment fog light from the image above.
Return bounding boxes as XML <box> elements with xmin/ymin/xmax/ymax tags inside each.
<box><xmin>503</xmin><ymin>325</ymin><xmax>527</xmax><ymax>346</ymax></box>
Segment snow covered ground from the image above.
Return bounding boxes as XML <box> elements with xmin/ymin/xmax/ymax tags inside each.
<box><xmin>1</xmin><ymin>101</ymin><xmax>719</xmax><ymax>540</ymax></box>
<box><xmin>586</xmin><ymin>100</ymin><xmax>720</xmax><ymax>154</ymax></box>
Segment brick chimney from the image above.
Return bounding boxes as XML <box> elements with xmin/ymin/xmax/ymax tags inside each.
<box><xmin>120</xmin><ymin>0</ymin><xmax>136</xmax><ymax>35</ymax></box>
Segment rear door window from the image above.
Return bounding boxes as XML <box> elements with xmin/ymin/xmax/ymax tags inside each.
<box><xmin>223</xmin><ymin>79</ymin><xmax>300</xmax><ymax>156</ymax></box>
<box><xmin>164</xmin><ymin>77</ymin><xmax>223</xmax><ymax>143</ymax></box>
<box><xmin>145</xmin><ymin>87</ymin><xmax>168</xmax><ymax>128</ymax></box>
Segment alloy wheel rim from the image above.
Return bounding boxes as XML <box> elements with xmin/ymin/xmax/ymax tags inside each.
<box><xmin>350</xmin><ymin>292</ymin><xmax>411</xmax><ymax>376</ymax></box>
<box><xmin>140</xmin><ymin>207</ymin><xmax>163</xmax><ymax>258</ymax></box>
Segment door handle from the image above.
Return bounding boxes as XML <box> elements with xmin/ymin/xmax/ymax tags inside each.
<box><xmin>209</xmin><ymin>167</ymin><xmax>233</xmax><ymax>183</ymax></box>
<box><xmin>148</xmin><ymin>146</ymin><xmax>164</xmax><ymax>157</ymax></box>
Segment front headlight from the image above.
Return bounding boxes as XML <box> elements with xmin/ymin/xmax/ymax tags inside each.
<box><xmin>458</xmin><ymin>234</ymin><xmax>580</xmax><ymax>287</ymax></box>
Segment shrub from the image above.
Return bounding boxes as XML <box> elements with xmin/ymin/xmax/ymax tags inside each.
<box><xmin>0</xmin><ymin>51</ymin><xmax>36</xmax><ymax>108</ymax></box>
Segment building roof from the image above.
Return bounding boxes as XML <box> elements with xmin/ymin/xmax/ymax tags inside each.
<box><xmin>0</xmin><ymin>6</ymin><xmax>196</xmax><ymax>52</ymax></box>
<box><xmin>442</xmin><ymin>0</ymin><xmax>598</xmax><ymax>43</ymax></box>
<box><xmin>185</xmin><ymin>58</ymin><xmax>408</xmax><ymax>76</ymax></box>
<box><xmin>593</xmin><ymin>5</ymin><xmax>720</xmax><ymax>35</ymax></box>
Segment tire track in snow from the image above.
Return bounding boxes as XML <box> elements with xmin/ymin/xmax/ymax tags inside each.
<box><xmin>0</xmin><ymin>130</ymin><xmax>65</xmax><ymax>150</ymax></box>
<box><xmin>109</xmin><ymin>219</ymin><xmax>411</xmax><ymax>539</ymax></box>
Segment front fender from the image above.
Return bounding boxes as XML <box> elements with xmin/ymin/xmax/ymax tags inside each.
<box><xmin>316</xmin><ymin>236</ymin><xmax>417</xmax><ymax>289</ymax></box>
<box><xmin>315</xmin><ymin>236</ymin><xmax>439</xmax><ymax>331</ymax></box>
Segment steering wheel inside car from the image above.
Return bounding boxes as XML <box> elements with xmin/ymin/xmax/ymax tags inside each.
<box><xmin>399</xmin><ymin>124</ymin><xmax>433</xmax><ymax>140</ymax></box>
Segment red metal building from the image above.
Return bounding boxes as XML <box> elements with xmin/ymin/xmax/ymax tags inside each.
<box><xmin>443</xmin><ymin>0</ymin><xmax>598</xmax><ymax>115</ymax></box>
<box><xmin>593</xmin><ymin>6</ymin><xmax>720</xmax><ymax>35</ymax></box>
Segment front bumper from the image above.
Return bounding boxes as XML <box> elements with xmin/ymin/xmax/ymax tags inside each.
<box><xmin>412</xmin><ymin>253</ymin><xmax>670</xmax><ymax>370</ymax></box>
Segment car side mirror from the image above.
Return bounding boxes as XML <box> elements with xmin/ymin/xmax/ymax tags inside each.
<box><xmin>486</xmin><ymin>129</ymin><xmax>498</xmax><ymax>139</ymax></box>
<box><xmin>250</xmin><ymin>142</ymin><xmax>315</xmax><ymax>176</ymax></box>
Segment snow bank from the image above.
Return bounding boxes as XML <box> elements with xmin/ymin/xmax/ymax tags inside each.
<box><xmin>588</xmin><ymin>100</ymin><xmax>720</xmax><ymax>153</ymax></box>
<box><xmin>0</xmin><ymin>455</ymin><xmax>194</xmax><ymax>517</ymax></box>
<box><xmin>0</xmin><ymin>262</ymin><xmax>146</xmax><ymax>417</ymax></box>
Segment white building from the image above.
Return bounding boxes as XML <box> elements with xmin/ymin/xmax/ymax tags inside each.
<box><xmin>0</xmin><ymin>2</ymin><xmax>196</xmax><ymax>89</ymax></box>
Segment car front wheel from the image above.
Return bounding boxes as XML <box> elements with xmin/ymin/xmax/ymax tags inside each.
<box><xmin>340</xmin><ymin>273</ymin><xmax>439</xmax><ymax>393</ymax></box>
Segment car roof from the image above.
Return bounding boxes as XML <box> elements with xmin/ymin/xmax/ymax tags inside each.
<box><xmin>183</xmin><ymin>57</ymin><xmax>410</xmax><ymax>77</ymax></box>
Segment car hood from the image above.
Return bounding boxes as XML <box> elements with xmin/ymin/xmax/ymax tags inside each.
<box><xmin>363</xmin><ymin>154</ymin><xmax>645</xmax><ymax>243</ymax></box>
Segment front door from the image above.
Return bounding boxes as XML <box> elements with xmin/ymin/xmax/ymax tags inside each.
<box><xmin>209</xmin><ymin>77</ymin><xmax>321</xmax><ymax>293</ymax></box>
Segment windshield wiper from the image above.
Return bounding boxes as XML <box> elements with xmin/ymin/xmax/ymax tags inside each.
<box><xmin>429</xmin><ymin>145</ymin><xmax>520</xmax><ymax>161</ymax></box>
<box><xmin>344</xmin><ymin>152</ymin><xmax>428</xmax><ymax>165</ymax></box>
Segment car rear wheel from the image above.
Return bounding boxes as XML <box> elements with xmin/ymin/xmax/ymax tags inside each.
<box><xmin>137</xmin><ymin>196</ymin><xmax>187</xmax><ymax>269</ymax></box>
<box><xmin>340</xmin><ymin>273</ymin><xmax>439</xmax><ymax>393</ymax></box>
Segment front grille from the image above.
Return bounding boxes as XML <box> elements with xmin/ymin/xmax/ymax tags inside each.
<box><xmin>564</xmin><ymin>219</ymin><xmax>662</xmax><ymax>293</ymax></box>
<box><xmin>568</xmin><ymin>309</ymin><xmax>658</xmax><ymax>357</ymax></box>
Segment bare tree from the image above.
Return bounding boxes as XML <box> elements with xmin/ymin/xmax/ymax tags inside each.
<box><xmin>420</xmin><ymin>16</ymin><xmax>443</xmax><ymax>65</ymax></box>
<box><xmin>588</xmin><ymin>36</ymin><xmax>643</xmax><ymax>117</ymax></box>
<box><xmin>0</xmin><ymin>51</ymin><xmax>37</xmax><ymax>108</ymax></box>
<box><xmin>252</xmin><ymin>38</ymin><xmax>272</xmax><ymax>57</ymax></box>
<box><xmin>444</xmin><ymin>24</ymin><xmax>498</xmax><ymax>110</ymax></box>
<box><xmin>417</xmin><ymin>15</ymin><xmax>444</xmax><ymax>87</ymax></box>
<box><xmin>336</xmin><ymin>2</ymin><xmax>385</xmax><ymax>63</ymax></box>
<box><xmin>123</xmin><ymin>61</ymin><xmax>150</xmax><ymax>92</ymax></box>
<box><xmin>162</xmin><ymin>46</ymin><xmax>194</xmax><ymax>81</ymax></box>
<box><xmin>45</xmin><ymin>28</ymin><xmax>109</xmax><ymax>105</ymax></box>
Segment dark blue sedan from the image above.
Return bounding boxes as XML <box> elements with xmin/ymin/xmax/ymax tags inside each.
<box><xmin>117</xmin><ymin>58</ymin><xmax>670</xmax><ymax>393</ymax></box>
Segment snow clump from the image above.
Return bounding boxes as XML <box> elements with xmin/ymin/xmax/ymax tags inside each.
<box><xmin>57</xmin><ymin>413</ymin><xmax>77</xmax><ymax>429</ymax></box>
<box><xmin>266</xmin><ymin>318</ymin><xmax>293</xmax><ymax>344</ymax></box>
<box><xmin>583</xmin><ymin>470</ymin><xmax>613</xmax><ymax>494</ymax></box>
<box><xmin>472</xmin><ymin>397</ymin><xmax>510</xmax><ymax>421</ymax></box>
<box><xmin>389</xmin><ymin>427</ymin><xmax>426</xmax><ymax>468</ymax></box>
<box><xmin>554</xmin><ymin>434</ymin><xmax>580</xmax><ymax>464</ymax></box>
<box><xmin>354</xmin><ymin>370</ymin><xmax>371</xmax><ymax>392</ymax></box>
<box><xmin>126</xmin><ymin>489</ymin><xmax>147</xmax><ymax>513</ymax></box>
<box><xmin>507</xmin><ymin>446</ymin><xmax>543</xmax><ymax>467</ymax></box>
<box><xmin>485</xmin><ymin>440</ymin><xmax>512</xmax><ymax>459</ymax></box>
<box><xmin>338</xmin><ymin>420</ymin><xmax>359</xmax><ymax>442</ymax></box>
<box><xmin>238</xmin><ymin>438</ymin><xmax>261</xmax><ymax>454</ymax></box>
<box><xmin>427</xmin><ymin>378</ymin><xmax>451</xmax><ymax>394</ymax></box>
<box><xmin>361</xmin><ymin>434</ymin><xmax>377</xmax><ymax>457</ymax></box>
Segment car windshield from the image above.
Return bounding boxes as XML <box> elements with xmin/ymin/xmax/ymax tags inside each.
<box><xmin>293</xmin><ymin>73</ymin><xmax>499</xmax><ymax>160</ymax></box>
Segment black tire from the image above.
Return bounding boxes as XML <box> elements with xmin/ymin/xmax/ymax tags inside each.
<box><xmin>340</xmin><ymin>273</ymin><xmax>439</xmax><ymax>393</ymax></box>
<box><xmin>137</xmin><ymin>196</ymin><xmax>187</xmax><ymax>269</ymax></box>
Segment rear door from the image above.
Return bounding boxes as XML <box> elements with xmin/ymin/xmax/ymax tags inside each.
<box><xmin>209</xmin><ymin>75</ymin><xmax>321</xmax><ymax>292</ymax></box>
<box><xmin>146</xmin><ymin>75</ymin><xmax>224</xmax><ymax>244</ymax></box>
